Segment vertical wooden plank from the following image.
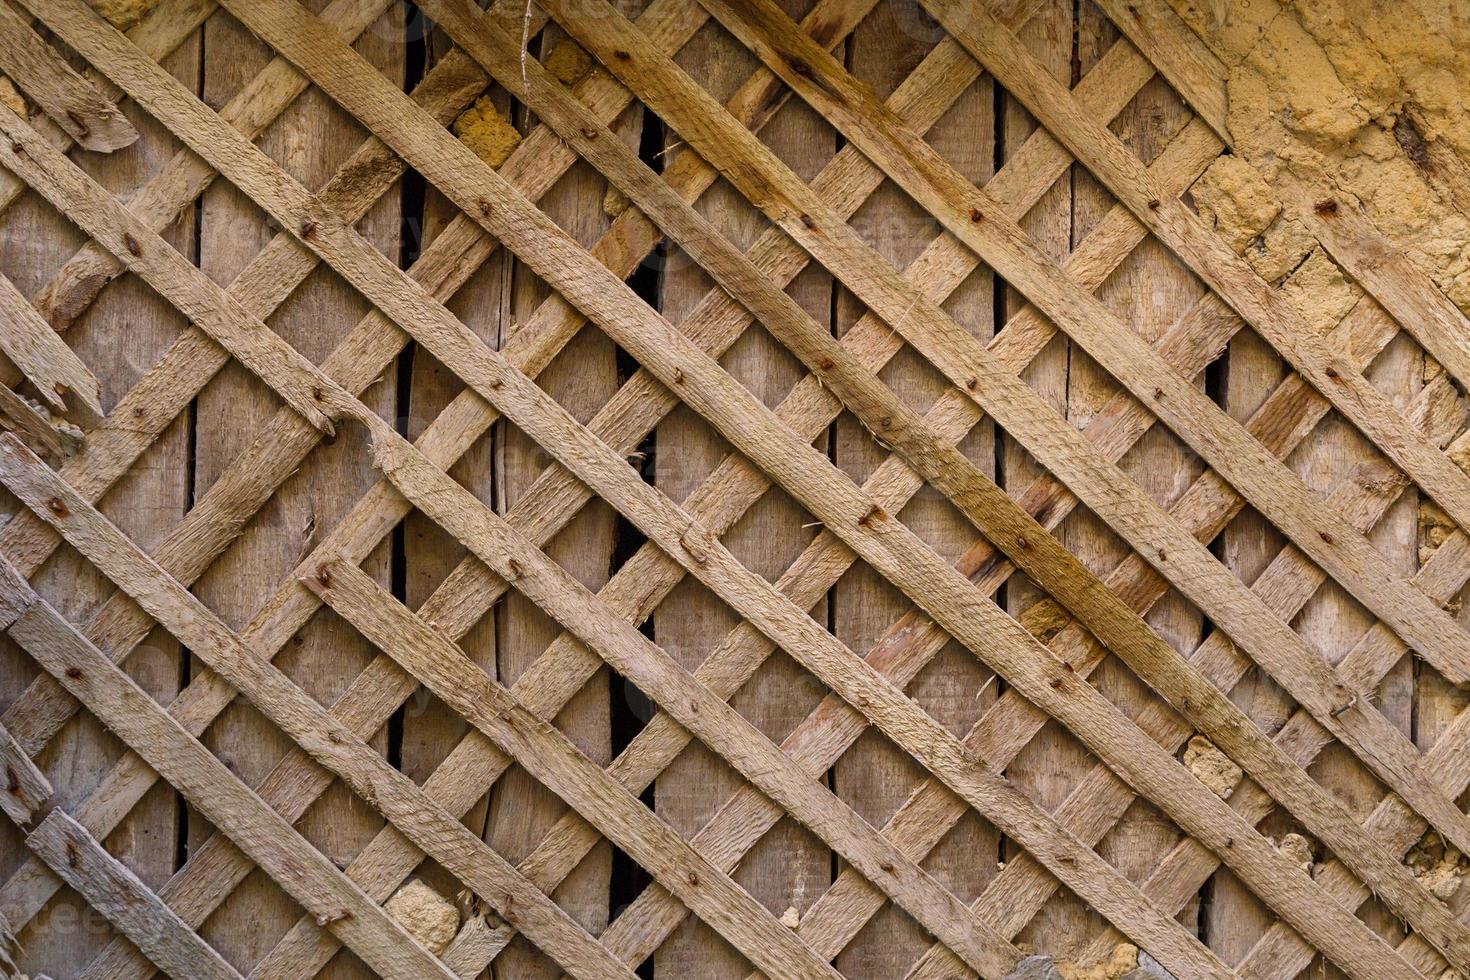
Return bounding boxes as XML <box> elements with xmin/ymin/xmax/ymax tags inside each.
<box><xmin>0</xmin><ymin>23</ymin><xmax>198</xmax><ymax>978</ymax></box>
<box><xmin>191</xmin><ymin>2</ymin><xmax>403</xmax><ymax>974</ymax></box>
<box><xmin>653</xmin><ymin>4</ymin><xmax>834</xmax><ymax>974</ymax></box>
<box><xmin>398</xmin><ymin>3</ymin><xmax>509</xmax><ymax>944</ymax></box>
<box><xmin>830</xmin><ymin>3</ymin><xmax>995</xmax><ymax>976</ymax></box>
<box><xmin>1054</xmin><ymin>2</ymin><xmax>1204</xmax><ymax>965</ymax></box>
<box><xmin>477</xmin><ymin>19</ymin><xmax>623</xmax><ymax>980</ymax></box>
<box><xmin>1211</xmin><ymin>196</ymin><xmax>1419</xmax><ymax>974</ymax></box>
<box><xmin>996</xmin><ymin>0</ymin><xmax>1082</xmax><ymax>958</ymax></box>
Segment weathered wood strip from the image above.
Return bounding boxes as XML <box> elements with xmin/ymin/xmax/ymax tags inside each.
<box><xmin>24</xmin><ymin>810</ymin><xmax>243</xmax><ymax>980</ymax></box>
<box><xmin>0</xmin><ymin>377</ymin><xmax>72</xmax><ymax>460</ymax></box>
<box><xmin>1089</xmin><ymin>0</ymin><xmax>1227</xmax><ymax>139</ymax></box>
<box><xmin>0</xmin><ymin>0</ymin><xmax>137</xmax><ymax>152</ymax></box>
<box><xmin>0</xmin><ymin>715</ymin><xmax>47</xmax><ymax>826</ymax></box>
<box><xmin>0</xmin><ymin>268</ymin><xmax>101</xmax><ymax>419</ymax></box>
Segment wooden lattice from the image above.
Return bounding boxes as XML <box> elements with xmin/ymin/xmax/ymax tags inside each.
<box><xmin>0</xmin><ymin>0</ymin><xmax>1468</xmax><ymax>976</ymax></box>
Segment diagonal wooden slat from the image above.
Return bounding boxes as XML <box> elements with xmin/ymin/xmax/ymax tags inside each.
<box><xmin>27</xmin><ymin>3</ymin><xmax>1428</xmax><ymax>975</ymax></box>
<box><xmin>0</xmin><ymin>715</ymin><xmax>47</xmax><ymax>827</ymax></box>
<box><xmin>0</xmin><ymin>0</ymin><xmax>137</xmax><ymax>152</ymax></box>
<box><xmin>0</xmin><ymin>268</ymin><xmax>101</xmax><ymax>419</ymax></box>
<box><xmin>23</xmin><ymin>810</ymin><xmax>243</xmax><ymax>980</ymax></box>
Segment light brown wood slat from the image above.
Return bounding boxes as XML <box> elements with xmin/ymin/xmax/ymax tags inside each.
<box><xmin>0</xmin><ymin>377</ymin><xmax>73</xmax><ymax>460</ymax></box>
<box><xmin>1307</xmin><ymin>196</ymin><xmax>1470</xmax><ymax>392</ymax></box>
<box><xmin>693</xmin><ymin>0</ymin><xmax>1470</xmax><ymax>695</ymax></box>
<box><xmin>0</xmin><ymin>0</ymin><xmax>209</xmax><ymax>222</ymax></box>
<box><xmin>0</xmin><ymin>70</ymin><xmax>903</xmax><ymax>980</ymax></box>
<box><xmin>24</xmin><ymin>810</ymin><xmax>243</xmax><ymax>980</ymax></box>
<box><xmin>0</xmin><ymin>556</ymin><xmax>460</xmax><ymax>980</ymax></box>
<box><xmin>190</xmin><ymin>2</ymin><xmax>404</xmax><ymax>972</ymax></box>
<box><xmin>482</xmin><ymin>0</ymin><xmax>1470</xmax><ymax>962</ymax></box>
<box><xmin>0</xmin><ymin>436</ymin><xmax>643</xmax><ymax>980</ymax></box>
<box><xmin>0</xmin><ymin>267</ymin><xmax>101</xmax><ymax>419</ymax></box>
<box><xmin>913</xmin><ymin>0</ymin><xmax>1470</xmax><ymax>622</ymax></box>
<box><xmin>0</xmin><ymin>715</ymin><xmax>48</xmax><ymax>826</ymax></box>
<box><xmin>0</xmin><ymin>0</ymin><xmax>136</xmax><ymax>152</ymax></box>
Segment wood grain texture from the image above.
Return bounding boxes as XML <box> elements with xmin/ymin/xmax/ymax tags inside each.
<box><xmin>0</xmin><ymin>0</ymin><xmax>1465</xmax><ymax>974</ymax></box>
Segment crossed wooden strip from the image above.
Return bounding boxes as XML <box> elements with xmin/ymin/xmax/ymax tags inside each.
<box><xmin>8</xmin><ymin>0</ymin><xmax>1446</xmax><ymax>975</ymax></box>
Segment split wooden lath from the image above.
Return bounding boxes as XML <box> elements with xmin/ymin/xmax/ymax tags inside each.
<box><xmin>0</xmin><ymin>0</ymin><xmax>1468</xmax><ymax>977</ymax></box>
